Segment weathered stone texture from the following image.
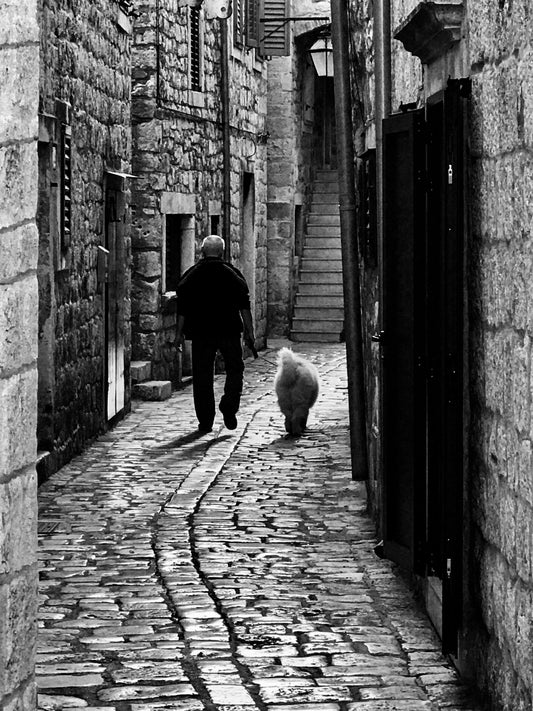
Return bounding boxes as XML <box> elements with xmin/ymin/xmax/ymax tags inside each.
<box><xmin>131</xmin><ymin>4</ymin><xmax>268</xmax><ymax>379</ymax></box>
<box><xmin>0</xmin><ymin>0</ymin><xmax>39</xmax><ymax>707</ymax></box>
<box><xmin>467</xmin><ymin>2</ymin><xmax>533</xmax><ymax>708</ymax></box>
<box><xmin>38</xmin><ymin>0</ymin><xmax>132</xmax><ymax>472</ymax></box>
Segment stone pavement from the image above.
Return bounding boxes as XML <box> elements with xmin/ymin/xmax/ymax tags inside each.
<box><xmin>37</xmin><ymin>342</ymin><xmax>483</xmax><ymax>711</ymax></box>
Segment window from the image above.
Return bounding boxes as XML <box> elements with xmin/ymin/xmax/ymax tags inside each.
<box><xmin>189</xmin><ymin>7</ymin><xmax>202</xmax><ymax>92</ymax></box>
<box><xmin>210</xmin><ymin>214</ymin><xmax>220</xmax><ymax>235</ymax></box>
<box><xmin>234</xmin><ymin>0</ymin><xmax>260</xmax><ymax>50</ymax></box>
<box><xmin>233</xmin><ymin>0</ymin><xmax>244</xmax><ymax>47</ymax></box>
<box><xmin>55</xmin><ymin>100</ymin><xmax>72</xmax><ymax>252</ymax></box>
<box><xmin>165</xmin><ymin>215</ymin><xmax>183</xmax><ymax>293</ymax></box>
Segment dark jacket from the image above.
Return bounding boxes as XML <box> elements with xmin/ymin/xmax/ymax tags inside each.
<box><xmin>176</xmin><ymin>257</ymin><xmax>251</xmax><ymax>339</ymax></box>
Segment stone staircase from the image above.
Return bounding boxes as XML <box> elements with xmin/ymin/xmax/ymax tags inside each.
<box><xmin>131</xmin><ymin>360</ymin><xmax>172</xmax><ymax>401</ymax></box>
<box><xmin>290</xmin><ymin>170</ymin><xmax>344</xmax><ymax>343</ymax></box>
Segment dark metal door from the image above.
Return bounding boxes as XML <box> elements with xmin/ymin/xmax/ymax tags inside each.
<box><xmin>440</xmin><ymin>79</ymin><xmax>468</xmax><ymax>654</ymax></box>
<box><xmin>381</xmin><ymin>109</ymin><xmax>426</xmax><ymax>573</ymax></box>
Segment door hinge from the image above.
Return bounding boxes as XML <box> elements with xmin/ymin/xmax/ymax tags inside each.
<box><xmin>448</xmin><ymin>164</ymin><xmax>453</xmax><ymax>185</ymax></box>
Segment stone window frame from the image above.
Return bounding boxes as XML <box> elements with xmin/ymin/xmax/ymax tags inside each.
<box><xmin>160</xmin><ymin>193</ymin><xmax>197</xmax><ymax>298</ymax></box>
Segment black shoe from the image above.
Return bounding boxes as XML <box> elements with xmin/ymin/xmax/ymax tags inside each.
<box><xmin>222</xmin><ymin>411</ymin><xmax>237</xmax><ymax>430</ymax></box>
<box><xmin>198</xmin><ymin>422</ymin><xmax>213</xmax><ymax>433</ymax></box>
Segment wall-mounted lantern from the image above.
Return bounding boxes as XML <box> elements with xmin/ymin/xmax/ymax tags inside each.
<box><xmin>309</xmin><ymin>36</ymin><xmax>334</xmax><ymax>77</ymax></box>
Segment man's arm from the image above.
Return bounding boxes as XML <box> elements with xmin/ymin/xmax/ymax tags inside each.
<box><xmin>241</xmin><ymin>309</ymin><xmax>255</xmax><ymax>348</ymax></box>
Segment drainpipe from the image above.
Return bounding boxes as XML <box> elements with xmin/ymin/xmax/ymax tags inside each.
<box><xmin>375</xmin><ymin>0</ymin><xmax>391</xmax><ymax>497</ymax></box>
<box><xmin>330</xmin><ymin>0</ymin><xmax>368</xmax><ymax>481</ymax></box>
<box><xmin>220</xmin><ymin>18</ymin><xmax>232</xmax><ymax>261</ymax></box>
<box><xmin>375</xmin><ymin>0</ymin><xmax>391</xmax><ymax>285</ymax></box>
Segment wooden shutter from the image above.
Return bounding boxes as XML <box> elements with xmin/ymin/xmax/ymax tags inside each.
<box><xmin>245</xmin><ymin>0</ymin><xmax>259</xmax><ymax>47</ymax></box>
<box><xmin>233</xmin><ymin>0</ymin><xmax>244</xmax><ymax>46</ymax></box>
<box><xmin>381</xmin><ymin>108</ymin><xmax>426</xmax><ymax>574</ymax></box>
<box><xmin>259</xmin><ymin>0</ymin><xmax>289</xmax><ymax>56</ymax></box>
<box><xmin>440</xmin><ymin>78</ymin><xmax>468</xmax><ymax>655</ymax></box>
<box><xmin>189</xmin><ymin>8</ymin><xmax>201</xmax><ymax>91</ymax></box>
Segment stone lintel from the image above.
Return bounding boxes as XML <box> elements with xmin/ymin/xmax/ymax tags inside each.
<box><xmin>160</xmin><ymin>192</ymin><xmax>196</xmax><ymax>215</ymax></box>
<box><xmin>394</xmin><ymin>1</ymin><xmax>464</xmax><ymax>65</ymax></box>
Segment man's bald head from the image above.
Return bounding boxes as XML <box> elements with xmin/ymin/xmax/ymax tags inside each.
<box><xmin>201</xmin><ymin>235</ymin><xmax>225</xmax><ymax>258</ymax></box>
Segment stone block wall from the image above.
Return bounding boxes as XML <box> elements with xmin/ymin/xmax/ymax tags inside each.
<box><xmin>0</xmin><ymin>0</ymin><xmax>40</xmax><ymax>707</ymax></box>
<box><xmin>347</xmin><ymin>0</ymin><xmax>533</xmax><ymax>706</ymax></box>
<box><xmin>131</xmin><ymin>4</ymin><xmax>268</xmax><ymax>379</ymax></box>
<box><xmin>38</xmin><ymin>0</ymin><xmax>132</xmax><ymax>473</ymax></box>
<box><xmin>266</xmin><ymin>0</ymin><xmax>331</xmax><ymax>337</ymax></box>
<box><xmin>468</xmin><ymin>2</ymin><xmax>533</xmax><ymax>708</ymax></box>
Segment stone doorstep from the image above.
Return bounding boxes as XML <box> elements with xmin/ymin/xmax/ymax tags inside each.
<box><xmin>130</xmin><ymin>360</ymin><xmax>152</xmax><ymax>383</ymax></box>
<box><xmin>132</xmin><ymin>380</ymin><xmax>172</xmax><ymax>401</ymax></box>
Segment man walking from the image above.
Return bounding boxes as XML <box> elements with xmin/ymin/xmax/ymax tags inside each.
<box><xmin>175</xmin><ymin>235</ymin><xmax>255</xmax><ymax>433</ymax></box>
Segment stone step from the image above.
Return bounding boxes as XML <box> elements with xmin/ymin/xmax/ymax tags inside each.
<box><xmin>315</xmin><ymin>170</ymin><xmax>338</xmax><ymax>182</ymax></box>
<box><xmin>304</xmin><ymin>236</ymin><xmax>342</xmax><ymax>248</ymax></box>
<box><xmin>130</xmin><ymin>360</ymin><xmax>152</xmax><ymax>383</ymax></box>
<box><xmin>297</xmin><ymin>282</ymin><xmax>344</xmax><ymax>296</ymax></box>
<box><xmin>309</xmin><ymin>202</ymin><xmax>339</xmax><ymax>215</ymax></box>
<box><xmin>304</xmin><ymin>247</ymin><xmax>342</xmax><ymax>260</ymax></box>
<box><xmin>301</xmin><ymin>258</ymin><xmax>343</xmax><ymax>271</ymax></box>
<box><xmin>308</xmin><ymin>214</ymin><xmax>341</xmax><ymax>226</ymax></box>
<box><xmin>311</xmin><ymin>190</ymin><xmax>339</xmax><ymax>202</ymax></box>
<box><xmin>299</xmin><ymin>270</ymin><xmax>343</xmax><ymax>284</ymax></box>
<box><xmin>293</xmin><ymin>306</ymin><xmax>345</xmax><ymax>320</ymax></box>
<box><xmin>132</xmin><ymin>380</ymin><xmax>172</xmax><ymax>401</ymax></box>
<box><xmin>313</xmin><ymin>182</ymin><xmax>339</xmax><ymax>194</ymax></box>
<box><xmin>291</xmin><ymin>317</ymin><xmax>344</xmax><ymax>333</ymax></box>
<box><xmin>295</xmin><ymin>294</ymin><xmax>344</xmax><ymax>307</ymax></box>
<box><xmin>291</xmin><ymin>330</ymin><xmax>342</xmax><ymax>343</ymax></box>
<box><xmin>306</xmin><ymin>225</ymin><xmax>341</xmax><ymax>237</ymax></box>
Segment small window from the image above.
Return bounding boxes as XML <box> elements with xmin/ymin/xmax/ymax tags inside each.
<box><xmin>210</xmin><ymin>215</ymin><xmax>220</xmax><ymax>235</ymax></box>
<box><xmin>189</xmin><ymin>7</ymin><xmax>202</xmax><ymax>92</ymax></box>
<box><xmin>233</xmin><ymin>0</ymin><xmax>244</xmax><ymax>47</ymax></box>
<box><xmin>165</xmin><ymin>215</ymin><xmax>182</xmax><ymax>292</ymax></box>
<box><xmin>245</xmin><ymin>0</ymin><xmax>259</xmax><ymax>48</ymax></box>
<box><xmin>55</xmin><ymin>99</ymin><xmax>72</xmax><ymax>253</ymax></box>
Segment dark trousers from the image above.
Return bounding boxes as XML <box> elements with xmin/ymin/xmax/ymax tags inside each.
<box><xmin>191</xmin><ymin>336</ymin><xmax>244</xmax><ymax>427</ymax></box>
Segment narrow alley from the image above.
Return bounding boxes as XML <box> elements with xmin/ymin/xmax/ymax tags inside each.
<box><xmin>37</xmin><ymin>343</ymin><xmax>481</xmax><ymax>711</ymax></box>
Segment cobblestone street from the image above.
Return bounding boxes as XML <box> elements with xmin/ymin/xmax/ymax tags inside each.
<box><xmin>37</xmin><ymin>342</ymin><xmax>481</xmax><ymax>711</ymax></box>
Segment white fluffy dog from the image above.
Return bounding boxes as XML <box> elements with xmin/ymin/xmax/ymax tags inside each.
<box><xmin>274</xmin><ymin>347</ymin><xmax>320</xmax><ymax>435</ymax></box>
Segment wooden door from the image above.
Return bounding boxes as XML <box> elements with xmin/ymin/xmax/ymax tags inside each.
<box><xmin>381</xmin><ymin>109</ymin><xmax>426</xmax><ymax>573</ymax></box>
<box><xmin>105</xmin><ymin>178</ymin><xmax>126</xmax><ymax>420</ymax></box>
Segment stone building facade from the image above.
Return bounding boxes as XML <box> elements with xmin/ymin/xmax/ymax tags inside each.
<box><xmin>345</xmin><ymin>0</ymin><xmax>533</xmax><ymax>708</ymax></box>
<box><xmin>36</xmin><ymin>0</ymin><xmax>133</xmax><ymax>479</ymax></box>
<box><xmin>266</xmin><ymin>0</ymin><xmax>332</xmax><ymax>336</ymax></box>
<box><xmin>0</xmin><ymin>0</ymin><xmax>40</xmax><ymax>708</ymax></box>
<box><xmin>131</xmin><ymin>2</ymin><xmax>268</xmax><ymax>381</ymax></box>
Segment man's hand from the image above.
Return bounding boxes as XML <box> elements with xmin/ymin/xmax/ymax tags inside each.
<box><xmin>244</xmin><ymin>331</ymin><xmax>257</xmax><ymax>358</ymax></box>
<box><xmin>176</xmin><ymin>331</ymin><xmax>184</xmax><ymax>353</ymax></box>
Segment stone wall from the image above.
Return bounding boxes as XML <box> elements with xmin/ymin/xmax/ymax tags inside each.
<box><xmin>468</xmin><ymin>2</ymin><xmax>533</xmax><ymax>708</ymax></box>
<box><xmin>131</xmin><ymin>5</ymin><xmax>268</xmax><ymax>380</ymax></box>
<box><xmin>266</xmin><ymin>0</ymin><xmax>331</xmax><ymax>337</ymax></box>
<box><xmin>347</xmin><ymin>0</ymin><xmax>533</xmax><ymax>706</ymax></box>
<box><xmin>0</xmin><ymin>0</ymin><xmax>40</xmax><ymax>707</ymax></box>
<box><xmin>38</xmin><ymin>0</ymin><xmax>132</xmax><ymax>474</ymax></box>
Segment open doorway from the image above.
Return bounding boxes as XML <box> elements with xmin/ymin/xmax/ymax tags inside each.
<box><xmin>241</xmin><ymin>172</ymin><xmax>255</xmax><ymax>315</ymax></box>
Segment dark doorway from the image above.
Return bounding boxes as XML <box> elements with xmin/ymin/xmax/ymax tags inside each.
<box><xmin>315</xmin><ymin>77</ymin><xmax>337</xmax><ymax>169</ymax></box>
<box><xmin>380</xmin><ymin>79</ymin><xmax>468</xmax><ymax>655</ymax></box>
<box><xmin>104</xmin><ymin>175</ymin><xmax>126</xmax><ymax>421</ymax></box>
